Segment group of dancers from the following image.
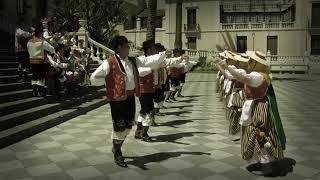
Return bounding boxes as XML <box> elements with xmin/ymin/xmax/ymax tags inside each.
<box><xmin>90</xmin><ymin>36</ymin><xmax>198</xmax><ymax>167</ymax></box>
<box><xmin>214</xmin><ymin>50</ymin><xmax>287</xmax><ymax>175</ymax></box>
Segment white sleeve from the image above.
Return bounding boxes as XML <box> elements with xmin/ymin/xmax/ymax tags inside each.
<box><xmin>247</xmin><ymin>71</ymin><xmax>264</xmax><ymax>87</ymax></box>
<box><xmin>225</xmin><ymin>70</ymin><xmax>233</xmax><ymax>80</ymax></box>
<box><xmin>136</xmin><ymin>52</ymin><xmax>166</xmax><ymax>69</ymax></box>
<box><xmin>165</xmin><ymin>57</ymin><xmax>181</xmax><ymax>67</ymax></box>
<box><xmin>16</xmin><ymin>29</ymin><xmax>31</xmax><ymax>37</ymax></box>
<box><xmin>138</xmin><ymin>67</ymin><xmax>153</xmax><ymax>77</ymax></box>
<box><xmin>47</xmin><ymin>55</ymin><xmax>59</xmax><ymax>68</ymax></box>
<box><xmin>43</xmin><ymin>41</ymin><xmax>56</xmax><ymax>54</ymax></box>
<box><xmin>90</xmin><ymin>60</ymin><xmax>110</xmax><ymax>86</ymax></box>
<box><xmin>43</xmin><ymin>31</ymin><xmax>52</xmax><ymax>40</ymax></box>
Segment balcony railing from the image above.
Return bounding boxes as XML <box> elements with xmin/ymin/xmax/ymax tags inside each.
<box><xmin>221</xmin><ymin>2</ymin><xmax>294</xmax><ymax>13</ymax></box>
<box><xmin>220</xmin><ymin>22</ymin><xmax>294</xmax><ymax>30</ymax></box>
<box><xmin>184</xmin><ymin>24</ymin><xmax>200</xmax><ymax>32</ymax></box>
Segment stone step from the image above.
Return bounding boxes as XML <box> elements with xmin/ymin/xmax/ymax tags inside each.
<box><xmin>0</xmin><ymin>68</ymin><xmax>18</xmax><ymax>76</ymax></box>
<box><xmin>0</xmin><ymin>56</ymin><xmax>18</xmax><ymax>62</ymax></box>
<box><xmin>0</xmin><ymin>89</ymin><xmax>33</xmax><ymax>104</ymax></box>
<box><xmin>0</xmin><ymin>96</ymin><xmax>47</xmax><ymax>116</ymax></box>
<box><xmin>0</xmin><ymin>97</ymin><xmax>107</xmax><ymax>148</ymax></box>
<box><xmin>0</xmin><ymin>89</ymin><xmax>105</xmax><ymax>131</ymax></box>
<box><xmin>0</xmin><ymin>82</ymin><xmax>30</xmax><ymax>93</ymax></box>
<box><xmin>0</xmin><ymin>62</ymin><xmax>18</xmax><ymax>69</ymax></box>
<box><xmin>0</xmin><ymin>74</ymin><xmax>20</xmax><ymax>84</ymax></box>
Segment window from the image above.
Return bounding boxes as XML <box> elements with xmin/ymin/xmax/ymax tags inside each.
<box><xmin>312</xmin><ymin>3</ymin><xmax>320</xmax><ymax>28</ymax></box>
<box><xmin>16</xmin><ymin>0</ymin><xmax>25</xmax><ymax>15</ymax></box>
<box><xmin>311</xmin><ymin>35</ymin><xmax>320</xmax><ymax>55</ymax></box>
<box><xmin>187</xmin><ymin>9</ymin><xmax>196</xmax><ymax>26</ymax></box>
<box><xmin>140</xmin><ymin>16</ymin><xmax>162</xmax><ymax>29</ymax></box>
<box><xmin>141</xmin><ymin>17</ymin><xmax>147</xmax><ymax>29</ymax></box>
<box><xmin>267</xmin><ymin>36</ymin><xmax>278</xmax><ymax>55</ymax></box>
<box><xmin>187</xmin><ymin>37</ymin><xmax>197</xmax><ymax>50</ymax></box>
<box><xmin>237</xmin><ymin>36</ymin><xmax>247</xmax><ymax>53</ymax></box>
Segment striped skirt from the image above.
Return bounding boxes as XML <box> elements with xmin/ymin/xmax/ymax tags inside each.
<box><xmin>240</xmin><ymin>97</ymin><xmax>284</xmax><ymax>162</ymax></box>
<box><xmin>228</xmin><ymin>91</ymin><xmax>244</xmax><ymax>135</ymax></box>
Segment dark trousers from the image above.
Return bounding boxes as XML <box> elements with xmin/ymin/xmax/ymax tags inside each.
<box><xmin>109</xmin><ymin>95</ymin><xmax>136</xmax><ymax>132</ymax></box>
<box><xmin>31</xmin><ymin>64</ymin><xmax>48</xmax><ymax>83</ymax></box>
<box><xmin>139</xmin><ymin>93</ymin><xmax>154</xmax><ymax>115</ymax></box>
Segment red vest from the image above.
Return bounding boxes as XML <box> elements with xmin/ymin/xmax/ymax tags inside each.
<box><xmin>244</xmin><ymin>81</ymin><xmax>268</xmax><ymax>100</ymax></box>
<box><xmin>139</xmin><ymin>71</ymin><xmax>155</xmax><ymax>93</ymax></box>
<box><xmin>105</xmin><ymin>55</ymin><xmax>140</xmax><ymax>101</ymax></box>
<box><xmin>232</xmin><ymin>79</ymin><xmax>244</xmax><ymax>89</ymax></box>
<box><xmin>170</xmin><ymin>67</ymin><xmax>181</xmax><ymax>78</ymax></box>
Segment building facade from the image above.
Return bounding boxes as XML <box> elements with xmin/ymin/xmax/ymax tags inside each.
<box><xmin>119</xmin><ymin>0</ymin><xmax>320</xmax><ymax>56</ymax></box>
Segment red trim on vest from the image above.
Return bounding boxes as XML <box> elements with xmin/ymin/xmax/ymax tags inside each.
<box><xmin>244</xmin><ymin>81</ymin><xmax>268</xmax><ymax>100</ymax></box>
<box><xmin>170</xmin><ymin>67</ymin><xmax>181</xmax><ymax>78</ymax></box>
<box><xmin>139</xmin><ymin>72</ymin><xmax>155</xmax><ymax>93</ymax></box>
<box><xmin>105</xmin><ymin>55</ymin><xmax>140</xmax><ymax>101</ymax></box>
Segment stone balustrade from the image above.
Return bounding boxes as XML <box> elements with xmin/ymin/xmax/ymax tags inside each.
<box><xmin>220</xmin><ymin>22</ymin><xmax>294</xmax><ymax>30</ymax></box>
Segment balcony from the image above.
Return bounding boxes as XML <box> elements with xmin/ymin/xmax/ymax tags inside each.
<box><xmin>184</xmin><ymin>24</ymin><xmax>200</xmax><ymax>32</ymax></box>
<box><xmin>220</xmin><ymin>22</ymin><xmax>295</xmax><ymax>31</ymax></box>
<box><xmin>220</xmin><ymin>2</ymin><xmax>295</xmax><ymax>13</ymax></box>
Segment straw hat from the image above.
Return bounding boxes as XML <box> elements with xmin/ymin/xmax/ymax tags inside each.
<box><xmin>218</xmin><ymin>51</ymin><xmax>227</xmax><ymax>59</ymax></box>
<box><xmin>225</xmin><ymin>50</ymin><xmax>236</xmax><ymax>61</ymax></box>
<box><xmin>246</xmin><ymin>51</ymin><xmax>270</xmax><ymax>67</ymax></box>
<box><xmin>237</xmin><ymin>53</ymin><xmax>249</xmax><ymax>62</ymax></box>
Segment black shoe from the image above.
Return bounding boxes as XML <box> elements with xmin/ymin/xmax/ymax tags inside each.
<box><xmin>142</xmin><ymin>135</ymin><xmax>152</xmax><ymax>142</ymax></box>
<box><xmin>177</xmin><ymin>94</ymin><xmax>184</xmax><ymax>97</ymax></box>
<box><xmin>114</xmin><ymin>153</ymin><xmax>127</xmax><ymax>168</ymax></box>
<box><xmin>165</xmin><ymin>99</ymin><xmax>172</xmax><ymax>103</ymax></box>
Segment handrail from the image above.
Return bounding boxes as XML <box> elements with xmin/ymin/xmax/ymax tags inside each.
<box><xmin>87</xmin><ymin>35</ymin><xmax>115</xmax><ymax>54</ymax></box>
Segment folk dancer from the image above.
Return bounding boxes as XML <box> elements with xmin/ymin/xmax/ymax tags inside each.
<box><xmin>219</xmin><ymin>51</ymin><xmax>286</xmax><ymax>175</ymax></box>
<box><xmin>90</xmin><ymin>36</ymin><xmax>166</xmax><ymax>167</ymax></box>
<box><xmin>27</xmin><ymin>25</ymin><xmax>55</xmax><ymax>96</ymax></box>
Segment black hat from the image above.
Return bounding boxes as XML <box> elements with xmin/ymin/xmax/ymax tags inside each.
<box><xmin>110</xmin><ymin>35</ymin><xmax>129</xmax><ymax>52</ymax></box>
<box><xmin>142</xmin><ymin>40</ymin><xmax>156</xmax><ymax>53</ymax></box>
<box><xmin>34</xmin><ymin>24</ymin><xmax>44</xmax><ymax>33</ymax></box>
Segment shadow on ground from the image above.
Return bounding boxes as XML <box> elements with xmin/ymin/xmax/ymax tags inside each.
<box><xmin>246</xmin><ymin>157</ymin><xmax>296</xmax><ymax>177</ymax></box>
<box><xmin>126</xmin><ymin>151</ymin><xmax>211</xmax><ymax>170</ymax></box>
<box><xmin>152</xmin><ymin>131</ymin><xmax>216</xmax><ymax>145</ymax></box>
<box><xmin>158</xmin><ymin>118</ymin><xmax>210</xmax><ymax>128</ymax></box>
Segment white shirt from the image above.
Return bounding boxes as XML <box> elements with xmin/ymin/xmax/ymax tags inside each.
<box><xmin>246</xmin><ymin>71</ymin><xmax>264</xmax><ymax>87</ymax></box>
<box><xmin>91</xmin><ymin>52</ymin><xmax>166</xmax><ymax>88</ymax></box>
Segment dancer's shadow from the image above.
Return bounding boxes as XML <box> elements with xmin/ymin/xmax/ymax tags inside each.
<box><xmin>178</xmin><ymin>99</ymin><xmax>198</xmax><ymax>103</ymax></box>
<box><xmin>126</xmin><ymin>151</ymin><xmax>211</xmax><ymax>170</ymax></box>
<box><xmin>159</xmin><ymin>118</ymin><xmax>210</xmax><ymax>128</ymax></box>
<box><xmin>167</xmin><ymin>104</ymin><xmax>194</xmax><ymax>109</ymax></box>
<box><xmin>164</xmin><ymin>110</ymin><xmax>192</xmax><ymax>117</ymax></box>
<box><xmin>246</xmin><ymin>157</ymin><xmax>296</xmax><ymax>177</ymax></box>
<box><xmin>159</xmin><ymin>120</ymin><xmax>193</xmax><ymax>128</ymax></box>
<box><xmin>152</xmin><ymin>131</ymin><xmax>216</xmax><ymax>145</ymax></box>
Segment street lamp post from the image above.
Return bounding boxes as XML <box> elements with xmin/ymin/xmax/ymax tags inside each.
<box><xmin>252</xmin><ymin>32</ymin><xmax>255</xmax><ymax>50</ymax></box>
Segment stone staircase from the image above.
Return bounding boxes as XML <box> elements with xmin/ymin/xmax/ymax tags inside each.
<box><xmin>0</xmin><ymin>54</ymin><xmax>106</xmax><ymax>148</ymax></box>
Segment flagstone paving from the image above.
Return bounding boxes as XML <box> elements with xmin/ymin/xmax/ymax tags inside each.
<box><xmin>0</xmin><ymin>73</ymin><xmax>319</xmax><ymax>180</ymax></box>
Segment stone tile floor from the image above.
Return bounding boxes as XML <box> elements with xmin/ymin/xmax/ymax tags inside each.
<box><xmin>0</xmin><ymin>73</ymin><xmax>320</xmax><ymax>180</ymax></box>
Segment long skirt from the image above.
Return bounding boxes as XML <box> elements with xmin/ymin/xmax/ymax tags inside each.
<box><xmin>228</xmin><ymin>91</ymin><xmax>244</xmax><ymax>135</ymax></box>
<box><xmin>240</xmin><ymin>97</ymin><xmax>284</xmax><ymax>162</ymax></box>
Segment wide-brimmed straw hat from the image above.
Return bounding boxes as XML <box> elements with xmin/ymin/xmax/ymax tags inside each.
<box><xmin>225</xmin><ymin>50</ymin><xmax>236</xmax><ymax>61</ymax></box>
<box><xmin>246</xmin><ymin>51</ymin><xmax>270</xmax><ymax>67</ymax></box>
<box><xmin>218</xmin><ymin>51</ymin><xmax>227</xmax><ymax>59</ymax></box>
<box><xmin>236</xmin><ymin>53</ymin><xmax>249</xmax><ymax>62</ymax></box>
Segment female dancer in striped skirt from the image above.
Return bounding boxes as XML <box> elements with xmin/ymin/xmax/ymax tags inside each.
<box><xmin>218</xmin><ymin>51</ymin><xmax>286</xmax><ymax>175</ymax></box>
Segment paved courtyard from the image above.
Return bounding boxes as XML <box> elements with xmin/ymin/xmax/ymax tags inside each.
<box><xmin>0</xmin><ymin>73</ymin><xmax>320</xmax><ymax>180</ymax></box>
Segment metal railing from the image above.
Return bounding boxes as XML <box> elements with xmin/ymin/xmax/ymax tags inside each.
<box><xmin>184</xmin><ymin>24</ymin><xmax>200</xmax><ymax>32</ymax></box>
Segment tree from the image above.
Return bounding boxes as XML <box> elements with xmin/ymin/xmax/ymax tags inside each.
<box><xmin>146</xmin><ymin>0</ymin><xmax>157</xmax><ymax>43</ymax></box>
<box><xmin>49</xmin><ymin>0</ymin><xmax>127</xmax><ymax>46</ymax></box>
<box><xmin>174</xmin><ymin>0</ymin><xmax>182</xmax><ymax>49</ymax></box>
